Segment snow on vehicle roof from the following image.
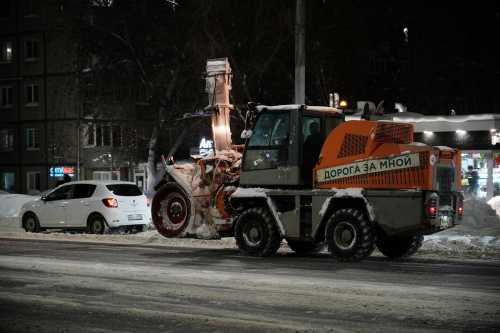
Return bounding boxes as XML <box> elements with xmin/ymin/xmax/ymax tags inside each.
<box><xmin>435</xmin><ymin>146</ymin><xmax>455</xmax><ymax>151</ymax></box>
<box><xmin>346</xmin><ymin>112</ymin><xmax>500</xmax><ymax>132</ymax></box>
<box><xmin>256</xmin><ymin>104</ymin><xmax>341</xmax><ymax>114</ymax></box>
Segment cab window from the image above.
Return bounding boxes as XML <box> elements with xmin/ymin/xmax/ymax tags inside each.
<box><xmin>248</xmin><ymin>113</ymin><xmax>289</xmax><ymax>147</ymax></box>
<box><xmin>243</xmin><ymin>112</ymin><xmax>290</xmax><ymax>171</ymax></box>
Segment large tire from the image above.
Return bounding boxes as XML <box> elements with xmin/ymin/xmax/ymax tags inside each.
<box><xmin>152</xmin><ymin>182</ymin><xmax>192</xmax><ymax>238</ymax></box>
<box><xmin>376</xmin><ymin>236</ymin><xmax>424</xmax><ymax>259</ymax></box>
<box><xmin>325</xmin><ymin>208</ymin><xmax>376</xmax><ymax>262</ymax></box>
<box><xmin>24</xmin><ymin>213</ymin><xmax>40</xmax><ymax>233</ymax></box>
<box><xmin>88</xmin><ymin>215</ymin><xmax>109</xmax><ymax>234</ymax></box>
<box><xmin>234</xmin><ymin>207</ymin><xmax>282</xmax><ymax>257</ymax></box>
<box><xmin>287</xmin><ymin>240</ymin><xmax>326</xmax><ymax>255</ymax></box>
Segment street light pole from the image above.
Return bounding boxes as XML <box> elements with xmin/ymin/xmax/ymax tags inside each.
<box><xmin>294</xmin><ymin>0</ymin><xmax>305</xmax><ymax>104</ymax></box>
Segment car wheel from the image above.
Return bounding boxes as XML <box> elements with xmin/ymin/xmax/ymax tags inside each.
<box><xmin>88</xmin><ymin>215</ymin><xmax>109</xmax><ymax>235</ymax></box>
<box><xmin>234</xmin><ymin>207</ymin><xmax>282</xmax><ymax>257</ymax></box>
<box><xmin>152</xmin><ymin>182</ymin><xmax>193</xmax><ymax>238</ymax></box>
<box><xmin>24</xmin><ymin>213</ymin><xmax>40</xmax><ymax>233</ymax></box>
<box><xmin>325</xmin><ymin>208</ymin><xmax>376</xmax><ymax>262</ymax></box>
<box><xmin>376</xmin><ymin>236</ymin><xmax>424</xmax><ymax>259</ymax></box>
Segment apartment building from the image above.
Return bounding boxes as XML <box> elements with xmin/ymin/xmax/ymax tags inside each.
<box><xmin>0</xmin><ymin>0</ymin><xmax>158</xmax><ymax>193</ymax></box>
<box><xmin>0</xmin><ymin>0</ymin><xmax>80</xmax><ymax>193</ymax></box>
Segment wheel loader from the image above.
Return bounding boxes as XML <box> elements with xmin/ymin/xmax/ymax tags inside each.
<box><xmin>151</xmin><ymin>58</ymin><xmax>463</xmax><ymax>262</ymax></box>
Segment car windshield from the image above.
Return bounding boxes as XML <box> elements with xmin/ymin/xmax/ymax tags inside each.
<box><xmin>105</xmin><ymin>184</ymin><xmax>143</xmax><ymax>197</ymax></box>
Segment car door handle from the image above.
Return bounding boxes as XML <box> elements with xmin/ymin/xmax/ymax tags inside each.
<box><xmin>85</xmin><ymin>202</ymin><xmax>90</xmax><ymax>206</ymax></box>
<box><xmin>60</xmin><ymin>204</ymin><xmax>65</xmax><ymax>207</ymax></box>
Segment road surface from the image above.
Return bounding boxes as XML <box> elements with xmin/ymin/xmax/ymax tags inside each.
<box><xmin>0</xmin><ymin>238</ymin><xmax>499</xmax><ymax>332</ymax></box>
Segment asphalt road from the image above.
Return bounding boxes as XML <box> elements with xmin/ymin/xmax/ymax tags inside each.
<box><xmin>0</xmin><ymin>238</ymin><xmax>499</xmax><ymax>333</ymax></box>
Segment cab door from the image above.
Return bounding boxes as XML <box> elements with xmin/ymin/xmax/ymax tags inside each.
<box><xmin>37</xmin><ymin>185</ymin><xmax>71</xmax><ymax>227</ymax></box>
<box><xmin>65</xmin><ymin>184</ymin><xmax>96</xmax><ymax>227</ymax></box>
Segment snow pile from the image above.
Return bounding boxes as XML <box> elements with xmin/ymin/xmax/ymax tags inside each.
<box><xmin>419</xmin><ymin>225</ymin><xmax>500</xmax><ymax>260</ymax></box>
<box><xmin>0</xmin><ymin>194</ymin><xmax>36</xmax><ymax>218</ymax></box>
<box><xmin>487</xmin><ymin>196</ymin><xmax>500</xmax><ymax>216</ymax></box>
<box><xmin>418</xmin><ymin>198</ymin><xmax>500</xmax><ymax>259</ymax></box>
<box><xmin>462</xmin><ymin>198</ymin><xmax>500</xmax><ymax>229</ymax></box>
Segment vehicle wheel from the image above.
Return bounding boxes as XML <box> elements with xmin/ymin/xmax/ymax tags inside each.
<box><xmin>287</xmin><ymin>240</ymin><xmax>325</xmax><ymax>255</ymax></box>
<box><xmin>24</xmin><ymin>213</ymin><xmax>40</xmax><ymax>233</ymax></box>
<box><xmin>325</xmin><ymin>208</ymin><xmax>376</xmax><ymax>262</ymax></box>
<box><xmin>152</xmin><ymin>182</ymin><xmax>193</xmax><ymax>238</ymax></box>
<box><xmin>88</xmin><ymin>215</ymin><xmax>109</xmax><ymax>235</ymax></box>
<box><xmin>376</xmin><ymin>236</ymin><xmax>424</xmax><ymax>259</ymax></box>
<box><xmin>234</xmin><ymin>207</ymin><xmax>282</xmax><ymax>257</ymax></box>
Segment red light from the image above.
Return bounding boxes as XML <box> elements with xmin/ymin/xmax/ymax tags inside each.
<box><xmin>429</xmin><ymin>199</ymin><xmax>437</xmax><ymax>219</ymax></box>
<box><xmin>458</xmin><ymin>199</ymin><xmax>463</xmax><ymax>220</ymax></box>
<box><xmin>102</xmin><ymin>198</ymin><xmax>118</xmax><ymax>208</ymax></box>
<box><xmin>147</xmin><ymin>197</ymin><xmax>151</xmax><ymax>207</ymax></box>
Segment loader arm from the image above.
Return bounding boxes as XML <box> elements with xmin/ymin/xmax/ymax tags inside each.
<box><xmin>205</xmin><ymin>58</ymin><xmax>234</xmax><ymax>153</ymax></box>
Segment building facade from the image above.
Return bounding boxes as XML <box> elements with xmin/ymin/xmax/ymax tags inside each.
<box><xmin>0</xmin><ymin>0</ymin><xmax>159</xmax><ymax>194</ymax></box>
<box><xmin>0</xmin><ymin>0</ymin><xmax>81</xmax><ymax>194</ymax></box>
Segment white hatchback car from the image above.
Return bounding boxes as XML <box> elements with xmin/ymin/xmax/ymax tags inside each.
<box><xmin>19</xmin><ymin>180</ymin><xmax>152</xmax><ymax>234</ymax></box>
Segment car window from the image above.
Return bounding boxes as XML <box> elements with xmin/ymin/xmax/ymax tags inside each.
<box><xmin>46</xmin><ymin>185</ymin><xmax>71</xmax><ymax>201</ymax></box>
<box><xmin>105</xmin><ymin>184</ymin><xmax>143</xmax><ymax>196</ymax></box>
<box><xmin>71</xmin><ymin>184</ymin><xmax>97</xmax><ymax>199</ymax></box>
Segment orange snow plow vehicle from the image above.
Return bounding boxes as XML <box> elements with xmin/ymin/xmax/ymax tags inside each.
<box><xmin>151</xmin><ymin>58</ymin><xmax>463</xmax><ymax>262</ymax></box>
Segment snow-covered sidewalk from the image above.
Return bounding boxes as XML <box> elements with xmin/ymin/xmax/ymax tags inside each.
<box><xmin>1</xmin><ymin>191</ymin><xmax>499</xmax><ymax>261</ymax></box>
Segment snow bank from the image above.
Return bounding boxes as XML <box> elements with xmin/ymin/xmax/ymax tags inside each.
<box><xmin>487</xmin><ymin>196</ymin><xmax>500</xmax><ymax>216</ymax></box>
<box><xmin>0</xmin><ymin>193</ymin><xmax>37</xmax><ymax>218</ymax></box>
<box><xmin>462</xmin><ymin>198</ymin><xmax>500</xmax><ymax>229</ymax></box>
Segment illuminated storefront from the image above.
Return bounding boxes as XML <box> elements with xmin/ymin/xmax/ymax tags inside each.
<box><xmin>345</xmin><ymin>113</ymin><xmax>500</xmax><ymax>200</ymax></box>
<box><xmin>394</xmin><ymin>114</ymin><xmax>500</xmax><ymax>201</ymax></box>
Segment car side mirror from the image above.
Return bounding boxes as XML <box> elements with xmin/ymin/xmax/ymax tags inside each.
<box><xmin>41</xmin><ymin>195</ymin><xmax>47</xmax><ymax>202</ymax></box>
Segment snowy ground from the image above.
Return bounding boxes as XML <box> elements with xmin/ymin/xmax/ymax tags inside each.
<box><xmin>1</xmin><ymin>191</ymin><xmax>500</xmax><ymax>261</ymax></box>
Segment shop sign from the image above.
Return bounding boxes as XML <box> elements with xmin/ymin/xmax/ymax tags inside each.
<box><xmin>199</xmin><ymin>138</ymin><xmax>213</xmax><ymax>155</ymax></box>
<box><xmin>50</xmin><ymin>167</ymin><xmax>75</xmax><ymax>177</ymax></box>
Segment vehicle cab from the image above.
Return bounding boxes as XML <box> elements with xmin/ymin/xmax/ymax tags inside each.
<box><xmin>240</xmin><ymin>104</ymin><xmax>344</xmax><ymax>187</ymax></box>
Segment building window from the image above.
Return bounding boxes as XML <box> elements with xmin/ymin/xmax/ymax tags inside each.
<box><xmin>112</xmin><ymin>125</ymin><xmax>122</xmax><ymax>147</ymax></box>
<box><xmin>93</xmin><ymin>171</ymin><xmax>119</xmax><ymax>181</ymax></box>
<box><xmin>24</xmin><ymin>0</ymin><xmax>36</xmax><ymax>16</ymax></box>
<box><xmin>84</xmin><ymin>124</ymin><xmax>121</xmax><ymax>147</ymax></box>
<box><xmin>1</xmin><ymin>129</ymin><xmax>14</xmax><ymax>151</ymax></box>
<box><xmin>26</xmin><ymin>84</ymin><xmax>39</xmax><ymax>105</ymax></box>
<box><xmin>1</xmin><ymin>172</ymin><xmax>15</xmax><ymax>192</ymax></box>
<box><xmin>27</xmin><ymin>172</ymin><xmax>40</xmax><ymax>191</ymax></box>
<box><xmin>25</xmin><ymin>40</ymin><xmax>38</xmax><ymax>60</ymax></box>
<box><xmin>1</xmin><ymin>86</ymin><xmax>12</xmax><ymax>108</ymax></box>
<box><xmin>27</xmin><ymin>128</ymin><xmax>39</xmax><ymax>149</ymax></box>
<box><xmin>1</xmin><ymin>42</ymin><xmax>12</xmax><ymax>62</ymax></box>
<box><xmin>0</xmin><ymin>1</ymin><xmax>11</xmax><ymax>19</ymax></box>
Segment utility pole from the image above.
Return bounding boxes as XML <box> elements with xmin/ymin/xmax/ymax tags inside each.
<box><xmin>294</xmin><ymin>0</ymin><xmax>305</xmax><ymax>104</ymax></box>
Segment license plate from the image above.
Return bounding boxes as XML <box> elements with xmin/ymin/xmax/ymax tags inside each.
<box><xmin>128</xmin><ymin>214</ymin><xmax>143</xmax><ymax>221</ymax></box>
<box><xmin>439</xmin><ymin>216</ymin><xmax>450</xmax><ymax>229</ymax></box>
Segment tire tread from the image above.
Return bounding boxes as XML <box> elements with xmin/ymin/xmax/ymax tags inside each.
<box><xmin>235</xmin><ymin>207</ymin><xmax>282</xmax><ymax>257</ymax></box>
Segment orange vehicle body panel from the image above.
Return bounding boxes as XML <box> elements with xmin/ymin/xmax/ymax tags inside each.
<box><xmin>313</xmin><ymin>120</ymin><xmax>461</xmax><ymax>191</ymax></box>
